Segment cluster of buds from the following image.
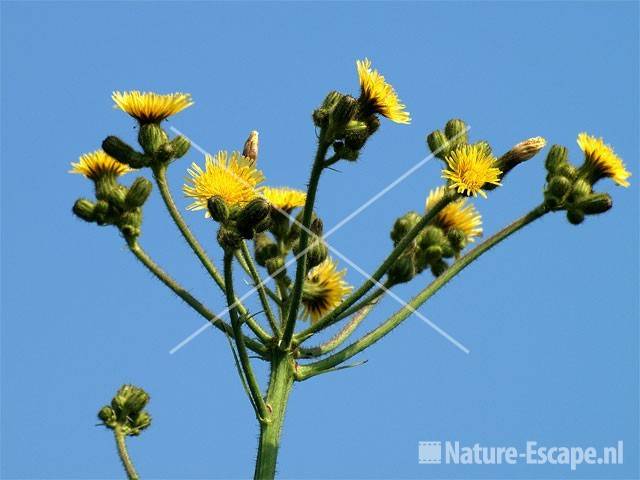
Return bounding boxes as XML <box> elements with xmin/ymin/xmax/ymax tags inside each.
<box><xmin>98</xmin><ymin>384</ymin><xmax>152</xmax><ymax>437</ymax></box>
<box><xmin>254</xmin><ymin>209</ymin><xmax>327</xmax><ymax>280</ymax></box>
<box><xmin>543</xmin><ymin>146</ymin><xmax>612</xmax><ymax>224</ymax></box>
<box><xmin>211</xmin><ymin>196</ymin><xmax>272</xmax><ymax>250</ymax></box>
<box><xmin>312</xmin><ymin>91</ymin><xmax>380</xmax><ymax>162</ymax></box>
<box><xmin>73</xmin><ymin>173</ymin><xmax>152</xmax><ymax>240</ymax></box>
<box><xmin>388</xmin><ymin>211</ymin><xmax>466</xmax><ymax>283</ymax></box>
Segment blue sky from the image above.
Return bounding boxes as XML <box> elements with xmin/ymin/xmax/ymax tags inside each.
<box><xmin>1</xmin><ymin>1</ymin><xmax>638</xmax><ymax>478</ymax></box>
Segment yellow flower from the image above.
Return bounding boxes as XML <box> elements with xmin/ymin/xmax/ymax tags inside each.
<box><xmin>183</xmin><ymin>151</ymin><xmax>265</xmax><ymax>215</ymax></box>
<box><xmin>112</xmin><ymin>91</ymin><xmax>193</xmax><ymax>123</ymax></box>
<box><xmin>577</xmin><ymin>133</ymin><xmax>630</xmax><ymax>187</ymax></box>
<box><xmin>69</xmin><ymin>150</ymin><xmax>132</xmax><ymax>181</ymax></box>
<box><xmin>262</xmin><ymin>187</ymin><xmax>307</xmax><ymax>212</ymax></box>
<box><xmin>302</xmin><ymin>258</ymin><xmax>352</xmax><ymax>324</ymax></box>
<box><xmin>442</xmin><ymin>144</ymin><xmax>502</xmax><ymax>198</ymax></box>
<box><xmin>356</xmin><ymin>58</ymin><xmax>411</xmax><ymax>124</ymax></box>
<box><xmin>425</xmin><ymin>186</ymin><xmax>482</xmax><ymax>242</ymax></box>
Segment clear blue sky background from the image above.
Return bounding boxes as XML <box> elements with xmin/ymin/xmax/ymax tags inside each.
<box><xmin>1</xmin><ymin>1</ymin><xmax>638</xmax><ymax>479</ymax></box>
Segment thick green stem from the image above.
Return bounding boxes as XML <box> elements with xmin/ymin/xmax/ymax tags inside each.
<box><xmin>240</xmin><ymin>242</ymin><xmax>281</xmax><ymax>337</ymax></box>
<box><xmin>296</xmin><ymin>193</ymin><xmax>457</xmax><ymax>342</ymax></box>
<box><xmin>254</xmin><ymin>351</ymin><xmax>294</xmax><ymax>480</ymax></box>
<box><xmin>297</xmin><ymin>204</ymin><xmax>548</xmax><ymax>380</ymax></box>
<box><xmin>152</xmin><ymin>165</ymin><xmax>271</xmax><ymax>343</ymax></box>
<box><xmin>224</xmin><ymin>251</ymin><xmax>269</xmax><ymax>421</ymax></box>
<box><xmin>281</xmin><ymin>135</ymin><xmax>330</xmax><ymax>348</ymax></box>
<box><xmin>127</xmin><ymin>240</ymin><xmax>267</xmax><ymax>357</ymax></box>
<box><xmin>114</xmin><ymin>427</ymin><xmax>138</xmax><ymax>480</ymax></box>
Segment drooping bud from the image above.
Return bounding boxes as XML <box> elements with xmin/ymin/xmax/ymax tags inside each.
<box><xmin>72</xmin><ymin>199</ymin><xmax>96</xmax><ymax>222</ymax></box>
<box><xmin>577</xmin><ymin>193</ymin><xmax>613</xmax><ymax>215</ymax></box>
<box><xmin>566</xmin><ymin>208</ymin><xmax>585</xmax><ymax>225</ymax></box>
<box><xmin>125</xmin><ymin>177</ymin><xmax>153</xmax><ymax>208</ymax></box>
<box><xmin>138</xmin><ymin>123</ymin><xmax>169</xmax><ymax>155</ymax></box>
<box><xmin>431</xmin><ymin>259</ymin><xmax>449</xmax><ymax>277</ymax></box>
<box><xmin>170</xmin><ymin>135</ymin><xmax>191</xmax><ymax>159</ymax></box>
<box><xmin>207</xmin><ymin>196</ymin><xmax>229</xmax><ymax>223</ymax></box>
<box><xmin>242</xmin><ymin>131</ymin><xmax>259</xmax><ymax>163</ymax></box>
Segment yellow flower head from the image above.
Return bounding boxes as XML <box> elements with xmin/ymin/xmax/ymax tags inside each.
<box><xmin>442</xmin><ymin>144</ymin><xmax>502</xmax><ymax>198</ymax></box>
<box><xmin>426</xmin><ymin>186</ymin><xmax>482</xmax><ymax>242</ymax></box>
<box><xmin>112</xmin><ymin>91</ymin><xmax>193</xmax><ymax>123</ymax></box>
<box><xmin>302</xmin><ymin>258</ymin><xmax>353</xmax><ymax>324</ymax></box>
<box><xmin>69</xmin><ymin>150</ymin><xmax>132</xmax><ymax>181</ymax></box>
<box><xmin>577</xmin><ymin>133</ymin><xmax>630</xmax><ymax>187</ymax></box>
<box><xmin>262</xmin><ymin>187</ymin><xmax>307</xmax><ymax>212</ymax></box>
<box><xmin>183</xmin><ymin>151</ymin><xmax>265</xmax><ymax>215</ymax></box>
<box><xmin>356</xmin><ymin>58</ymin><xmax>411</xmax><ymax>124</ymax></box>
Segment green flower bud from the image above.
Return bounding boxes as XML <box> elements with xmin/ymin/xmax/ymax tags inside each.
<box><xmin>423</xmin><ymin>245</ymin><xmax>443</xmax><ymax>262</ymax></box>
<box><xmin>444</xmin><ymin>119</ymin><xmax>468</xmax><ymax>144</ymax></box>
<box><xmin>312</xmin><ymin>108</ymin><xmax>329</xmax><ymax>128</ymax></box>
<box><xmin>447</xmin><ymin>228</ymin><xmax>466</xmax><ymax>250</ymax></box>
<box><xmin>545</xmin><ymin>145</ymin><xmax>569</xmax><ymax>173</ymax></box>
<box><xmin>265</xmin><ymin>256</ymin><xmax>285</xmax><ymax>277</ymax></box>
<box><xmin>207</xmin><ymin>196</ymin><xmax>229</xmax><ymax>223</ymax></box>
<box><xmin>440</xmin><ymin>242</ymin><xmax>455</xmax><ymax>258</ymax></box>
<box><xmin>388</xmin><ymin>253</ymin><xmax>416</xmax><ymax>285</ymax></box>
<box><xmin>474</xmin><ymin>140</ymin><xmax>492</xmax><ymax>156</ymax></box>
<box><xmin>333</xmin><ymin>141</ymin><xmax>359</xmax><ymax>161</ymax></box>
<box><xmin>111</xmin><ymin>385</ymin><xmax>149</xmax><ymax>419</ymax></box>
<box><xmin>125</xmin><ymin>177</ymin><xmax>153</xmax><ymax>208</ymax></box>
<box><xmin>566</xmin><ymin>208</ymin><xmax>585</xmax><ymax>225</ymax></box>
<box><xmin>343</xmin><ymin>120</ymin><xmax>369</xmax><ymax>151</ymax></box>
<box><xmin>102</xmin><ymin>136</ymin><xmax>148</xmax><ymax>168</ymax></box>
<box><xmin>365</xmin><ymin>114</ymin><xmax>380</xmax><ymax>136</ymax></box>
<box><xmin>138</xmin><ymin>123</ymin><xmax>169</xmax><ymax>155</ymax></box>
<box><xmin>254</xmin><ymin>233</ymin><xmax>279</xmax><ymax>267</ymax></box>
<box><xmin>557</xmin><ymin>163</ymin><xmax>577</xmax><ymax>180</ymax></box>
<box><xmin>129</xmin><ymin>411</ymin><xmax>152</xmax><ymax>435</ymax></box>
<box><xmin>569</xmin><ymin>178</ymin><xmax>591</xmax><ymax>202</ymax></box>
<box><xmin>431</xmin><ymin>259</ymin><xmax>448</xmax><ymax>277</ymax></box>
<box><xmin>427</xmin><ymin>130</ymin><xmax>449</xmax><ymax>158</ymax></box>
<box><xmin>390</xmin><ymin>211</ymin><xmax>421</xmax><ymax>244</ymax></box>
<box><xmin>577</xmin><ymin>193</ymin><xmax>613</xmax><ymax>215</ymax></box>
<box><xmin>217</xmin><ymin>225</ymin><xmax>242</xmax><ymax>249</ymax></box>
<box><xmin>253</xmin><ymin>216</ymin><xmax>272</xmax><ymax>234</ymax></box>
<box><xmin>419</xmin><ymin>226</ymin><xmax>445</xmax><ymax>248</ymax></box>
<box><xmin>98</xmin><ymin>406</ymin><xmax>117</xmax><ymax>427</ymax></box>
<box><xmin>547</xmin><ymin>175</ymin><xmax>572</xmax><ymax>198</ymax></box>
<box><xmin>331</xmin><ymin>95</ymin><xmax>359</xmax><ymax>126</ymax></box>
<box><xmin>170</xmin><ymin>135</ymin><xmax>191</xmax><ymax>159</ymax></box>
<box><xmin>72</xmin><ymin>199</ymin><xmax>96</xmax><ymax>222</ymax></box>
<box><xmin>310</xmin><ymin>217</ymin><xmax>324</xmax><ymax>236</ymax></box>
<box><xmin>237</xmin><ymin>198</ymin><xmax>271</xmax><ymax>231</ymax></box>
<box><xmin>305</xmin><ymin>239</ymin><xmax>328</xmax><ymax>270</ymax></box>
<box><xmin>321</xmin><ymin>91</ymin><xmax>343</xmax><ymax>110</ymax></box>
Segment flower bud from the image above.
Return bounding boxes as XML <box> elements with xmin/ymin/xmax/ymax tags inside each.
<box><xmin>170</xmin><ymin>135</ymin><xmax>191</xmax><ymax>159</ymax></box>
<box><xmin>343</xmin><ymin>120</ymin><xmax>369</xmax><ymax>151</ymax></box>
<box><xmin>557</xmin><ymin>163</ymin><xmax>577</xmax><ymax>180</ymax></box>
<box><xmin>444</xmin><ymin>119</ymin><xmax>468</xmax><ymax>145</ymax></box>
<box><xmin>129</xmin><ymin>411</ymin><xmax>152</xmax><ymax>435</ymax></box>
<box><xmin>333</xmin><ymin>142</ymin><xmax>359</xmax><ymax>162</ymax></box>
<box><xmin>138</xmin><ymin>123</ymin><xmax>169</xmax><ymax>155</ymax></box>
<box><xmin>569</xmin><ymin>178</ymin><xmax>591</xmax><ymax>202</ymax></box>
<box><xmin>312</xmin><ymin>108</ymin><xmax>329</xmax><ymax>128</ymax></box>
<box><xmin>566</xmin><ymin>208</ymin><xmax>585</xmax><ymax>225</ymax></box>
<box><xmin>547</xmin><ymin>175</ymin><xmax>572</xmax><ymax>198</ymax></box>
<box><xmin>331</xmin><ymin>95</ymin><xmax>359</xmax><ymax>126</ymax></box>
<box><xmin>365</xmin><ymin>114</ymin><xmax>380</xmax><ymax>136</ymax></box>
<box><xmin>423</xmin><ymin>245</ymin><xmax>443</xmax><ymax>262</ymax></box>
<box><xmin>427</xmin><ymin>130</ymin><xmax>449</xmax><ymax>159</ymax></box>
<box><xmin>305</xmin><ymin>239</ymin><xmax>328</xmax><ymax>270</ymax></box>
<box><xmin>577</xmin><ymin>193</ymin><xmax>613</xmax><ymax>215</ymax></box>
<box><xmin>431</xmin><ymin>259</ymin><xmax>448</xmax><ymax>277</ymax></box>
<box><xmin>265</xmin><ymin>256</ymin><xmax>285</xmax><ymax>277</ymax></box>
<box><xmin>98</xmin><ymin>406</ymin><xmax>117</xmax><ymax>427</ymax></box>
<box><xmin>73</xmin><ymin>199</ymin><xmax>96</xmax><ymax>222</ymax></box>
<box><xmin>125</xmin><ymin>177</ymin><xmax>153</xmax><ymax>208</ymax></box>
<box><xmin>497</xmin><ymin>136</ymin><xmax>546</xmax><ymax>176</ymax></box>
<box><xmin>102</xmin><ymin>136</ymin><xmax>148</xmax><ymax>168</ymax></box>
<box><xmin>254</xmin><ymin>233</ymin><xmax>279</xmax><ymax>267</ymax></box>
<box><xmin>207</xmin><ymin>196</ymin><xmax>229</xmax><ymax>223</ymax></box>
<box><xmin>387</xmin><ymin>253</ymin><xmax>416</xmax><ymax>285</ymax></box>
<box><xmin>310</xmin><ymin>217</ymin><xmax>324</xmax><ymax>236</ymax></box>
<box><xmin>545</xmin><ymin>145</ymin><xmax>569</xmax><ymax>173</ymax></box>
<box><xmin>111</xmin><ymin>385</ymin><xmax>149</xmax><ymax>419</ymax></box>
<box><xmin>474</xmin><ymin>140</ymin><xmax>492</xmax><ymax>156</ymax></box>
<box><xmin>237</xmin><ymin>198</ymin><xmax>271</xmax><ymax>231</ymax></box>
<box><xmin>321</xmin><ymin>91</ymin><xmax>343</xmax><ymax>110</ymax></box>
<box><xmin>217</xmin><ymin>225</ymin><xmax>242</xmax><ymax>249</ymax></box>
<box><xmin>242</xmin><ymin>131</ymin><xmax>259</xmax><ymax>163</ymax></box>
<box><xmin>390</xmin><ymin>211</ymin><xmax>421</xmax><ymax>245</ymax></box>
<box><xmin>447</xmin><ymin>228</ymin><xmax>466</xmax><ymax>251</ymax></box>
<box><xmin>419</xmin><ymin>226</ymin><xmax>445</xmax><ymax>248</ymax></box>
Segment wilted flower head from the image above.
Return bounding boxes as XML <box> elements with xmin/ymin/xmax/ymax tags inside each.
<box><xmin>356</xmin><ymin>58</ymin><xmax>411</xmax><ymax>124</ymax></box>
<box><xmin>302</xmin><ymin>258</ymin><xmax>352</xmax><ymax>323</ymax></box>
<box><xmin>577</xmin><ymin>133</ymin><xmax>630</xmax><ymax>187</ymax></box>
<box><xmin>112</xmin><ymin>91</ymin><xmax>193</xmax><ymax>123</ymax></box>
<box><xmin>426</xmin><ymin>186</ymin><xmax>482</xmax><ymax>242</ymax></box>
<box><xmin>70</xmin><ymin>150</ymin><xmax>132</xmax><ymax>181</ymax></box>
<box><xmin>442</xmin><ymin>144</ymin><xmax>502</xmax><ymax>198</ymax></box>
<box><xmin>184</xmin><ymin>151</ymin><xmax>265</xmax><ymax>215</ymax></box>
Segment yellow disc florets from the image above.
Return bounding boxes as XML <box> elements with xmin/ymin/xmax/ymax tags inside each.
<box><xmin>70</xmin><ymin>150</ymin><xmax>132</xmax><ymax>181</ymax></box>
<box><xmin>426</xmin><ymin>186</ymin><xmax>483</xmax><ymax>242</ymax></box>
<box><xmin>356</xmin><ymin>58</ymin><xmax>411</xmax><ymax>124</ymax></box>
<box><xmin>577</xmin><ymin>133</ymin><xmax>630</xmax><ymax>187</ymax></box>
<box><xmin>302</xmin><ymin>258</ymin><xmax>352</xmax><ymax>324</ymax></box>
<box><xmin>184</xmin><ymin>151</ymin><xmax>265</xmax><ymax>215</ymax></box>
<box><xmin>112</xmin><ymin>91</ymin><xmax>193</xmax><ymax>123</ymax></box>
<box><xmin>262</xmin><ymin>187</ymin><xmax>307</xmax><ymax>212</ymax></box>
<box><xmin>442</xmin><ymin>144</ymin><xmax>502</xmax><ymax>198</ymax></box>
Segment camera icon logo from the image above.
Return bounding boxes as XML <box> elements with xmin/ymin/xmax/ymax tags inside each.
<box><xmin>419</xmin><ymin>441</ymin><xmax>442</xmax><ymax>464</ymax></box>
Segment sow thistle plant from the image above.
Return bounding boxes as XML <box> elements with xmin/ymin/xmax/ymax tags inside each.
<box><xmin>71</xmin><ymin>60</ymin><xmax>631</xmax><ymax>479</ymax></box>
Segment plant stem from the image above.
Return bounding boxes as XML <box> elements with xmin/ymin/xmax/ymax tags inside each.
<box><xmin>223</xmin><ymin>251</ymin><xmax>269</xmax><ymax>421</ymax></box>
<box><xmin>114</xmin><ymin>427</ymin><xmax>138</xmax><ymax>480</ymax></box>
<box><xmin>254</xmin><ymin>350</ymin><xmax>294</xmax><ymax>480</ymax></box>
<box><xmin>297</xmin><ymin>204</ymin><xmax>549</xmax><ymax>380</ymax></box>
<box><xmin>236</xmin><ymin>248</ymin><xmax>281</xmax><ymax>307</ymax></box>
<box><xmin>281</xmin><ymin>134</ymin><xmax>330</xmax><ymax>349</ymax></box>
<box><xmin>296</xmin><ymin>192</ymin><xmax>457</xmax><ymax>342</ymax></box>
<box><xmin>127</xmin><ymin>239</ymin><xmax>268</xmax><ymax>357</ymax></box>
<box><xmin>152</xmin><ymin>165</ymin><xmax>271</xmax><ymax>343</ymax></box>
<box><xmin>297</xmin><ymin>287</ymin><xmax>386</xmax><ymax>358</ymax></box>
<box><xmin>240</xmin><ymin>242</ymin><xmax>281</xmax><ymax>336</ymax></box>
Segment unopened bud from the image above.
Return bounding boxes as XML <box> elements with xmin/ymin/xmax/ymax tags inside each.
<box><xmin>569</xmin><ymin>179</ymin><xmax>591</xmax><ymax>201</ymax></box>
<box><xmin>498</xmin><ymin>136</ymin><xmax>546</xmax><ymax>175</ymax></box>
<box><xmin>447</xmin><ymin>228</ymin><xmax>466</xmax><ymax>250</ymax></box>
<box><xmin>343</xmin><ymin>120</ymin><xmax>369</xmax><ymax>151</ymax></box>
<box><xmin>102</xmin><ymin>136</ymin><xmax>147</xmax><ymax>168</ymax></box>
<box><xmin>170</xmin><ymin>135</ymin><xmax>191</xmax><ymax>159</ymax></box>
<box><xmin>255</xmin><ymin>233</ymin><xmax>280</xmax><ymax>267</ymax></box>
<box><xmin>207</xmin><ymin>196</ymin><xmax>229</xmax><ymax>223</ymax></box>
<box><xmin>265</xmin><ymin>256</ymin><xmax>285</xmax><ymax>277</ymax></box>
<box><xmin>237</xmin><ymin>198</ymin><xmax>271</xmax><ymax>230</ymax></box>
<box><xmin>242</xmin><ymin>131</ymin><xmax>259</xmax><ymax>163</ymax></box>
<box><xmin>547</xmin><ymin>175</ymin><xmax>572</xmax><ymax>198</ymax></box>
<box><xmin>390</xmin><ymin>211</ymin><xmax>421</xmax><ymax>244</ymax></box>
<box><xmin>444</xmin><ymin>119</ymin><xmax>469</xmax><ymax>144</ymax></box>
<box><xmin>130</xmin><ymin>411</ymin><xmax>152</xmax><ymax>435</ymax></box>
<box><xmin>310</xmin><ymin>217</ymin><xmax>324</xmax><ymax>236</ymax></box>
<box><xmin>423</xmin><ymin>245</ymin><xmax>443</xmax><ymax>262</ymax></box>
<box><xmin>427</xmin><ymin>130</ymin><xmax>449</xmax><ymax>159</ymax></box>
<box><xmin>545</xmin><ymin>145</ymin><xmax>569</xmax><ymax>173</ymax></box>
<box><xmin>138</xmin><ymin>123</ymin><xmax>169</xmax><ymax>155</ymax></box>
<box><xmin>431</xmin><ymin>259</ymin><xmax>448</xmax><ymax>277</ymax></box>
<box><xmin>125</xmin><ymin>177</ymin><xmax>153</xmax><ymax>208</ymax></box>
<box><xmin>418</xmin><ymin>226</ymin><xmax>445</xmax><ymax>248</ymax></box>
<box><xmin>566</xmin><ymin>208</ymin><xmax>585</xmax><ymax>225</ymax></box>
<box><xmin>577</xmin><ymin>193</ymin><xmax>613</xmax><ymax>215</ymax></box>
<box><xmin>333</xmin><ymin>141</ymin><xmax>359</xmax><ymax>161</ymax></box>
<box><xmin>73</xmin><ymin>199</ymin><xmax>96</xmax><ymax>222</ymax></box>
<box><xmin>331</xmin><ymin>95</ymin><xmax>359</xmax><ymax>126</ymax></box>
<box><xmin>217</xmin><ymin>225</ymin><xmax>242</xmax><ymax>249</ymax></box>
<box><xmin>305</xmin><ymin>239</ymin><xmax>328</xmax><ymax>270</ymax></box>
<box><xmin>98</xmin><ymin>406</ymin><xmax>117</xmax><ymax>427</ymax></box>
<box><xmin>387</xmin><ymin>253</ymin><xmax>416</xmax><ymax>285</ymax></box>
<box><xmin>321</xmin><ymin>91</ymin><xmax>343</xmax><ymax>110</ymax></box>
